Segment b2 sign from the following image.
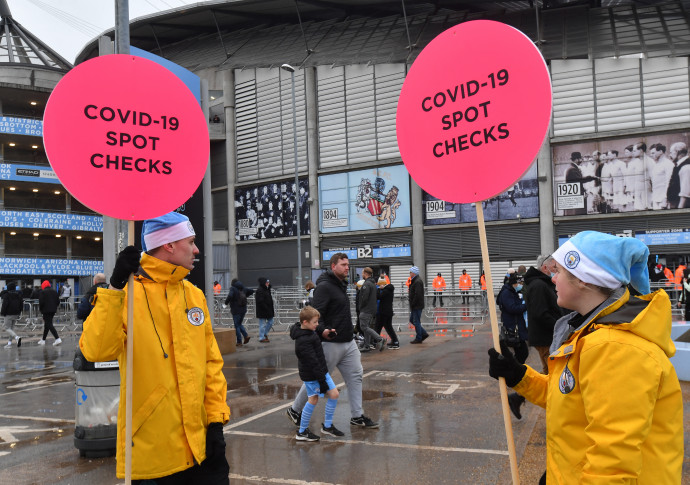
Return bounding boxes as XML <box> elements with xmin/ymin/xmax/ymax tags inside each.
<box><xmin>43</xmin><ymin>55</ymin><xmax>210</xmax><ymax>220</ymax></box>
<box><xmin>396</xmin><ymin>21</ymin><xmax>552</xmax><ymax>204</ymax></box>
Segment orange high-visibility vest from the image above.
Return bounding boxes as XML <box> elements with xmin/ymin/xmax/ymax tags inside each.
<box><xmin>480</xmin><ymin>275</ymin><xmax>486</xmax><ymax>290</ymax></box>
<box><xmin>213</xmin><ymin>283</ymin><xmax>221</xmax><ymax>295</ymax></box>
<box><xmin>675</xmin><ymin>266</ymin><xmax>687</xmax><ymax>290</ymax></box>
<box><xmin>458</xmin><ymin>274</ymin><xmax>472</xmax><ymax>290</ymax></box>
<box><xmin>406</xmin><ymin>277</ymin><xmax>411</xmax><ymax>287</ymax></box>
<box><xmin>664</xmin><ymin>267</ymin><xmax>674</xmax><ymax>286</ymax></box>
<box><xmin>433</xmin><ymin>276</ymin><xmax>446</xmax><ymax>291</ymax></box>
<box><xmin>384</xmin><ymin>275</ymin><xmax>390</xmax><ymax>284</ymax></box>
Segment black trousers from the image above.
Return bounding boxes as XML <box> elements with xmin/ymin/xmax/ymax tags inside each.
<box><xmin>132</xmin><ymin>453</ymin><xmax>229</xmax><ymax>485</ymax></box>
<box><xmin>374</xmin><ymin>314</ymin><xmax>398</xmax><ymax>344</ymax></box>
<box><xmin>42</xmin><ymin>312</ymin><xmax>59</xmax><ymax>340</ymax></box>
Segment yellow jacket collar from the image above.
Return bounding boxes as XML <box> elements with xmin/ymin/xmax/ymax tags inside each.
<box><xmin>137</xmin><ymin>253</ymin><xmax>190</xmax><ymax>284</ymax></box>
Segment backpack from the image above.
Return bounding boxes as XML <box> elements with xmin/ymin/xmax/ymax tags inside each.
<box><xmin>236</xmin><ymin>289</ymin><xmax>248</xmax><ymax>307</ymax></box>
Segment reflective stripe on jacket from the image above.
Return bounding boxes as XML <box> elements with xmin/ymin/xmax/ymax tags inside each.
<box><xmin>514</xmin><ymin>288</ymin><xmax>683</xmax><ymax>484</ymax></box>
<box><xmin>79</xmin><ymin>254</ymin><xmax>230</xmax><ymax>480</ymax></box>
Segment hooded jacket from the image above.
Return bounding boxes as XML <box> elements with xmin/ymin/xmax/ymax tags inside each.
<box><xmin>359</xmin><ymin>276</ymin><xmax>378</xmax><ymax>316</ymax></box>
<box><xmin>38</xmin><ymin>285</ymin><xmax>59</xmax><ymax>314</ymax></box>
<box><xmin>290</xmin><ymin>323</ymin><xmax>328</xmax><ymax>382</ymax></box>
<box><xmin>0</xmin><ymin>289</ymin><xmax>22</xmax><ymax>316</ymax></box>
<box><xmin>79</xmin><ymin>253</ymin><xmax>230</xmax><ymax>480</ymax></box>
<box><xmin>312</xmin><ymin>270</ymin><xmax>353</xmax><ymax>343</ymax></box>
<box><xmin>408</xmin><ymin>274</ymin><xmax>425</xmax><ymax>310</ymax></box>
<box><xmin>514</xmin><ymin>288</ymin><xmax>683</xmax><ymax>485</ymax></box>
<box><xmin>377</xmin><ymin>284</ymin><xmax>395</xmax><ymax>317</ymax></box>
<box><xmin>225</xmin><ymin>280</ymin><xmax>254</xmax><ymax>315</ymax></box>
<box><xmin>254</xmin><ymin>278</ymin><xmax>274</xmax><ymax>319</ymax></box>
<box><xmin>497</xmin><ymin>283</ymin><xmax>527</xmax><ymax>340</ymax></box>
<box><xmin>523</xmin><ymin>266</ymin><xmax>562</xmax><ymax>347</ymax></box>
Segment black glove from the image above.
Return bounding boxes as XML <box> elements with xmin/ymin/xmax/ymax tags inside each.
<box><xmin>488</xmin><ymin>342</ymin><xmax>527</xmax><ymax>387</ymax></box>
<box><xmin>110</xmin><ymin>246</ymin><xmax>141</xmax><ymax>289</ymax></box>
<box><xmin>318</xmin><ymin>379</ymin><xmax>329</xmax><ymax>395</ymax></box>
<box><xmin>205</xmin><ymin>422</ymin><xmax>226</xmax><ymax>461</ymax></box>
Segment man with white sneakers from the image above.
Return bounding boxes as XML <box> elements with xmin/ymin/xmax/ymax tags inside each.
<box><xmin>1</xmin><ymin>285</ymin><xmax>23</xmax><ymax>348</ymax></box>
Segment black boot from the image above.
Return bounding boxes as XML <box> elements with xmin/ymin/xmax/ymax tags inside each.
<box><xmin>508</xmin><ymin>392</ymin><xmax>525</xmax><ymax>419</ymax></box>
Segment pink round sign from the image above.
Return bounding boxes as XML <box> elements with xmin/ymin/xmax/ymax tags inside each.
<box><xmin>396</xmin><ymin>20</ymin><xmax>552</xmax><ymax>204</ymax></box>
<box><xmin>43</xmin><ymin>54</ymin><xmax>210</xmax><ymax>220</ymax></box>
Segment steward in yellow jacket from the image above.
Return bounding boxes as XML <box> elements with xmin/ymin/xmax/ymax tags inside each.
<box><xmin>489</xmin><ymin>231</ymin><xmax>682</xmax><ymax>485</ymax></box>
<box><xmin>80</xmin><ymin>212</ymin><xmax>230</xmax><ymax>482</ymax></box>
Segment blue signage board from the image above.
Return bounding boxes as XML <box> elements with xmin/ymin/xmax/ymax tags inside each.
<box><xmin>635</xmin><ymin>229</ymin><xmax>690</xmax><ymax>246</ymax></box>
<box><xmin>322</xmin><ymin>244</ymin><xmax>411</xmax><ymax>261</ymax></box>
<box><xmin>1</xmin><ymin>211</ymin><xmax>103</xmax><ymax>232</ymax></box>
<box><xmin>1</xmin><ymin>258</ymin><xmax>103</xmax><ymax>276</ymax></box>
<box><xmin>0</xmin><ymin>116</ymin><xmax>42</xmax><ymax>136</ymax></box>
<box><xmin>322</xmin><ymin>248</ymin><xmax>358</xmax><ymax>261</ymax></box>
<box><xmin>0</xmin><ymin>163</ymin><xmax>59</xmax><ymax>184</ymax></box>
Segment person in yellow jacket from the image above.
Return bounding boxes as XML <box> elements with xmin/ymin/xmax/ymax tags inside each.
<box><xmin>489</xmin><ymin>231</ymin><xmax>683</xmax><ymax>485</ymax></box>
<box><xmin>432</xmin><ymin>272</ymin><xmax>446</xmax><ymax>307</ymax></box>
<box><xmin>458</xmin><ymin>269</ymin><xmax>472</xmax><ymax>304</ymax></box>
<box><xmin>80</xmin><ymin>212</ymin><xmax>230</xmax><ymax>483</ymax></box>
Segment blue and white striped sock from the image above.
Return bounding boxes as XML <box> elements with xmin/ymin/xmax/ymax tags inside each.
<box><xmin>299</xmin><ymin>402</ymin><xmax>315</xmax><ymax>433</ymax></box>
<box><xmin>324</xmin><ymin>398</ymin><xmax>338</xmax><ymax>428</ymax></box>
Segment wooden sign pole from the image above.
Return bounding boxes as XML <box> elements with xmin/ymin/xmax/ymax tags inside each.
<box><xmin>475</xmin><ymin>203</ymin><xmax>520</xmax><ymax>484</ymax></box>
<box><xmin>125</xmin><ymin>221</ymin><xmax>134</xmax><ymax>484</ymax></box>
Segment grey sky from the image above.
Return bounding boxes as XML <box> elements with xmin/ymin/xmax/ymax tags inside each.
<box><xmin>8</xmin><ymin>0</ymin><xmax>201</xmax><ymax>64</ymax></box>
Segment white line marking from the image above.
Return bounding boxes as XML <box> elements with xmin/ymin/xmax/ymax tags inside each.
<box><xmin>228</xmin><ymin>474</ymin><xmax>341</xmax><ymax>485</ymax></box>
<box><xmin>227</xmin><ymin>430</ymin><xmax>508</xmax><ymax>456</ymax></box>
<box><xmin>0</xmin><ymin>381</ymin><xmax>72</xmax><ymax>397</ymax></box>
<box><xmin>264</xmin><ymin>370</ymin><xmax>299</xmax><ymax>382</ymax></box>
<box><xmin>0</xmin><ymin>451</ymin><xmax>10</xmax><ymax>457</ymax></box>
<box><xmin>225</xmin><ymin>370</ymin><xmax>379</xmax><ymax>430</ymax></box>
<box><xmin>0</xmin><ymin>414</ymin><xmax>75</xmax><ymax>424</ymax></box>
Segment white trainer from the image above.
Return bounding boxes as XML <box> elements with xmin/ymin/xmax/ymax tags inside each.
<box><xmin>4</xmin><ymin>341</ymin><xmax>11</xmax><ymax>349</ymax></box>
<box><xmin>37</xmin><ymin>339</ymin><xmax>46</xmax><ymax>346</ymax></box>
<box><xmin>53</xmin><ymin>338</ymin><xmax>62</xmax><ymax>346</ymax></box>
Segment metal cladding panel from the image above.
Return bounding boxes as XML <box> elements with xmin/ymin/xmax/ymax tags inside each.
<box><xmin>452</xmin><ymin>262</ymin><xmax>481</xmax><ymax>289</ymax></box>
<box><xmin>345</xmin><ymin>65</ymin><xmax>377</xmax><ymax>164</ymax></box>
<box><xmin>213</xmin><ymin>244</ymin><xmax>230</xmax><ymax>272</ymax></box>
<box><xmin>594</xmin><ymin>59</ymin><xmax>642</xmax><ymax>132</ymax></box>
<box><xmin>556</xmin><ymin>213</ymin><xmax>690</xmax><ymax>237</ymax></box>
<box><xmin>237</xmin><ymin>239</ymin><xmax>309</xmax><ymax>271</ymax></box>
<box><xmin>389</xmin><ymin>265</ymin><xmax>412</xmax><ymax>288</ymax></box>
<box><xmin>317</xmin><ymin>65</ymin><xmax>348</xmax><ymax>169</ymax></box>
<box><xmin>234</xmin><ymin>68</ymin><xmax>308</xmax><ymax>184</ymax></box>
<box><xmin>642</xmin><ymin>57</ymin><xmax>690</xmax><ymax>126</ymax></box>
<box><xmin>424</xmin><ymin>224</ymin><xmax>541</xmax><ymax>262</ymax></box>
<box><xmin>375</xmin><ymin>64</ymin><xmax>405</xmax><ymax>159</ymax></box>
<box><xmin>426</xmin><ymin>263</ymin><xmax>453</xmax><ymax>287</ymax></box>
<box><xmin>552</xmin><ymin>60</ymin><xmax>596</xmax><ymax>137</ymax></box>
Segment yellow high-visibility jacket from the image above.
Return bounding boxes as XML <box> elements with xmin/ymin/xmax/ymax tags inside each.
<box><xmin>515</xmin><ymin>288</ymin><xmax>683</xmax><ymax>484</ymax></box>
<box><xmin>80</xmin><ymin>254</ymin><xmax>230</xmax><ymax>480</ymax></box>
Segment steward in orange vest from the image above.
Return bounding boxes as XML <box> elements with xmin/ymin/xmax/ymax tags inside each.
<box><xmin>432</xmin><ymin>273</ymin><xmax>446</xmax><ymax>307</ymax></box>
<box><xmin>458</xmin><ymin>270</ymin><xmax>472</xmax><ymax>304</ymax></box>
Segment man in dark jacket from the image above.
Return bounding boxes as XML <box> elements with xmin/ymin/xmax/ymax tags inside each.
<box><xmin>375</xmin><ymin>277</ymin><xmax>399</xmax><ymax>349</ymax></box>
<box><xmin>497</xmin><ymin>272</ymin><xmax>528</xmax><ymax>419</ymax></box>
<box><xmin>76</xmin><ymin>273</ymin><xmax>109</xmax><ymax>321</ymax></box>
<box><xmin>358</xmin><ymin>267</ymin><xmax>386</xmax><ymax>352</ymax></box>
<box><xmin>1</xmin><ymin>284</ymin><xmax>23</xmax><ymax>348</ymax></box>
<box><xmin>38</xmin><ymin>280</ymin><xmax>61</xmax><ymax>346</ymax></box>
<box><xmin>408</xmin><ymin>266</ymin><xmax>429</xmax><ymax>344</ymax></box>
<box><xmin>286</xmin><ymin>252</ymin><xmax>379</xmax><ymax>430</ymax></box>
<box><xmin>255</xmin><ymin>277</ymin><xmax>275</xmax><ymax>343</ymax></box>
<box><xmin>225</xmin><ymin>279</ymin><xmax>254</xmax><ymax>346</ymax></box>
<box><xmin>524</xmin><ymin>255</ymin><xmax>563</xmax><ymax>374</ymax></box>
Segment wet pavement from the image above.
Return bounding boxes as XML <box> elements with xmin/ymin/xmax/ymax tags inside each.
<box><xmin>1</xmin><ymin>324</ymin><xmax>689</xmax><ymax>484</ymax></box>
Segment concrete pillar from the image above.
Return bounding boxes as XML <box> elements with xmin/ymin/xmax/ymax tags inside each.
<box><xmin>99</xmin><ymin>36</ymin><xmax>117</xmax><ymax>276</ymax></box>
<box><xmin>65</xmin><ymin>192</ymin><xmax>71</xmax><ymax>213</ymax></box>
<box><xmin>410</xmin><ymin>178</ymin><xmax>425</xmax><ymax>278</ymax></box>
<box><xmin>0</xmin><ymin>186</ymin><xmax>4</xmax><ymax>209</ymax></box>
<box><xmin>201</xmin><ymin>79</ymin><xmax>214</xmax><ymax>304</ymax></box>
<box><xmin>223</xmin><ymin>69</ymin><xmax>238</xmax><ymax>278</ymax></box>
<box><xmin>66</xmin><ymin>234</ymin><xmax>72</xmax><ymax>259</ymax></box>
<box><xmin>537</xmin><ymin>136</ymin><xmax>555</xmax><ymax>254</ymax></box>
<box><xmin>0</xmin><ymin>232</ymin><xmax>4</xmax><ymax>257</ymax></box>
<box><xmin>305</xmin><ymin>67</ymin><xmax>320</xmax><ymax>271</ymax></box>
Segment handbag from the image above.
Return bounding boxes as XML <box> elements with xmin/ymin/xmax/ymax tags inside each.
<box><xmin>500</xmin><ymin>325</ymin><xmax>521</xmax><ymax>347</ymax></box>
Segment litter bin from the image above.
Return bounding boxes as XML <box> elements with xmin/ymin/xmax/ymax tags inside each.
<box><xmin>73</xmin><ymin>349</ymin><xmax>120</xmax><ymax>458</ymax></box>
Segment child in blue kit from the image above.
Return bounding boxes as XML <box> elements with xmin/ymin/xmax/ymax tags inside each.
<box><xmin>290</xmin><ymin>306</ymin><xmax>342</xmax><ymax>441</ymax></box>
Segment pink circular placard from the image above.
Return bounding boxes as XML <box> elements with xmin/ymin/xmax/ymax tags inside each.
<box><xmin>43</xmin><ymin>54</ymin><xmax>210</xmax><ymax>220</ymax></box>
<box><xmin>396</xmin><ymin>20</ymin><xmax>552</xmax><ymax>204</ymax></box>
